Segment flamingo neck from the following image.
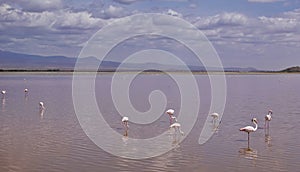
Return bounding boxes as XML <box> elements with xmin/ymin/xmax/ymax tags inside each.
<box><xmin>253</xmin><ymin>122</ymin><xmax>258</xmax><ymax>131</ymax></box>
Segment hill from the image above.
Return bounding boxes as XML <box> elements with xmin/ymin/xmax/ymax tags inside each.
<box><xmin>0</xmin><ymin>50</ymin><xmax>259</xmax><ymax>72</ymax></box>
<box><xmin>280</xmin><ymin>66</ymin><xmax>300</xmax><ymax>73</ymax></box>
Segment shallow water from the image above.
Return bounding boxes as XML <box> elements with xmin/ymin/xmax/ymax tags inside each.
<box><xmin>0</xmin><ymin>73</ymin><xmax>299</xmax><ymax>172</ymax></box>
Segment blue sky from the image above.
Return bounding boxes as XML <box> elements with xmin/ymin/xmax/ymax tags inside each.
<box><xmin>1</xmin><ymin>0</ymin><xmax>300</xmax><ymax>70</ymax></box>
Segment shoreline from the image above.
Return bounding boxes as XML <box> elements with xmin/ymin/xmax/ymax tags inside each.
<box><xmin>0</xmin><ymin>70</ymin><xmax>299</xmax><ymax>75</ymax></box>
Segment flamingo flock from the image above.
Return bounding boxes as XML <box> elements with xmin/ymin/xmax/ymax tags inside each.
<box><xmin>1</xmin><ymin>88</ymin><xmax>45</xmax><ymax>113</ymax></box>
<box><xmin>2</xmin><ymin>85</ymin><xmax>274</xmax><ymax>151</ymax></box>
<box><xmin>239</xmin><ymin>109</ymin><xmax>273</xmax><ymax>149</ymax></box>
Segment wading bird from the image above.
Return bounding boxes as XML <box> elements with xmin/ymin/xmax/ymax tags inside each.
<box><xmin>265</xmin><ymin>110</ymin><xmax>272</xmax><ymax>129</ymax></box>
<box><xmin>239</xmin><ymin>118</ymin><xmax>258</xmax><ymax>149</ymax></box>
<box><xmin>39</xmin><ymin>102</ymin><xmax>45</xmax><ymax>110</ymax></box>
<box><xmin>24</xmin><ymin>88</ymin><xmax>28</xmax><ymax>97</ymax></box>
<box><xmin>1</xmin><ymin>90</ymin><xmax>6</xmax><ymax>96</ymax></box>
<box><xmin>122</xmin><ymin>116</ymin><xmax>129</xmax><ymax>136</ymax></box>
<box><xmin>211</xmin><ymin>112</ymin><xmax>219</xmax><ymax>123</ymax></box>
<box><xmin>1</xmin><ymin>90</ymin><xmax>6</xmax><ymax>100</ymax></box>
<box><xmin>166</xmin><ymin>109</ymin><xmax>176</xmax><ymax>125</ymax></box>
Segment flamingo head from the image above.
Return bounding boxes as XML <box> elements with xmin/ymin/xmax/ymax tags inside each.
<box><xmin>166</xmin><ymin>109</ymin><xmax>174</xmax><ymax>115</ymax></box>
<box><xmin>211</xmin><ymin>112</ymin><xmax>219</xmax><ymax>118</ymax></box>
<box><xmin>252</xmin><ymin>118</ymin><xmax>258</xmax><ymax>124</ymax></box>
<box><xmin>122</xmin><ymin>116</ymin><xmax>129</xmax><ymax>122</ymax></box>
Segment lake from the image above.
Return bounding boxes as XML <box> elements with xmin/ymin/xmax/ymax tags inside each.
<box><xmin>0</xmin><ymin>72</ymin><xmax>299</xmax><ymax>172</ymax></box>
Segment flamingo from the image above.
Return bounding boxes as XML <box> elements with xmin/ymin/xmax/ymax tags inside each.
<box><xmin>39</xmin><ymin>102</ymin><xmax>45</xmax><ymax>110</ymax></box>
<box><xmin>1</xmin><ymin>90</ymin><xmax>6</xmax><ymax>99</ymax></box>
<box><xmin>166</xmin><ymin>109</ymin><xmax>176</xmax><ymax>125</ymax></box>
<box><xmin>122</xmin><ymin>116</ymin><xmax>129</xmax><ymax>136</ymax></box>
<box><xmin>169</xmin><ymin>122</ymin><xmax>184</xmax><ymax>135</ymax></box>
<box><xmin>239</xmin><ymin>118</ymin><xmax>258</xmax><ymax>149</ymax></box>
<box><xmin>211</xmin><ymin>112</ymin><xmax>219</xmax><ymax>123</ymax></box>
<box><xmin>24</xmin><ymin>88</ymin><xmax>28</xmax><ymax>97</ymax></box>
<box><xmin>265</xmin><ymin>110</ymin><xmax>272</xmax><ymax>129</ymax></box>
<box><xmin>1</xmin><ymin>90</ymin><xmax>6</xmax><ymax>95</ymax></box>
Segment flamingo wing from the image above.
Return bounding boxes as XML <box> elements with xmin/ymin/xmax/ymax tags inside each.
<box><xmin>239</xmin><ymin>126</ymin><xmax>255</xmax><ymax>132</ymax></box>
<box><xmin>265</xmin><ymin>114</ymin><xmax>271</xmax><ymax>121</ymax></box>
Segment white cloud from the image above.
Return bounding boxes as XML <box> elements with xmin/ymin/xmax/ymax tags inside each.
<box><xmin>0</xmin><ymin>4</ymin><xmax>104</xmax><ymax>30</ymax></box>
<box><xmin>166</xmin><ymin>9</ymin><xmax>183</xmax><ymax>17</ymax></box>
<box><xmin>191</xmin><ymin>9</ymin><xmax>300</xmax><ymax>50</ymax></box>
<box><xmin>195</xmin><ymin>12</ymin><xmax>248</xmax><ymax>29</ymax></box>
<box><xmin>113</xmin><ymin>0</ymin><xmax>141</xmax><ymax>4</ymax></box>
<box><xmin>258</xmin><ymin>16</ymin><xmax>298</xmax><ymax>33</ymax></box>
<box><xmin>101</xmin><ymin>5</ymin><xmax>125</xmax><ymax>18</ymax></box>
<box><xmin>283</xmin><ymin>8</ymin><xmax>300</xmax><ymax>19</ymax></box>
<box><xmin>0</xmin><ymin>0</ymin><xmax>63</xmax><ymax>12</ymax></box>
<box><xmin>53</xmin><ymin>11</ymin><xmax>106</xmax><ymax>30</ymax></box>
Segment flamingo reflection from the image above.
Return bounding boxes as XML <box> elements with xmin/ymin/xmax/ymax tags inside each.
<box><xmin>239</xmin><ymin>148</ymin><xmax>258</xmax><ymax>161</ymax></box>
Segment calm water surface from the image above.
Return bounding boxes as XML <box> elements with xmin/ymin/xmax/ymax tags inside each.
<box><xmin>0</xmin><ymin>73</ymin><xmax>299</xmax><ymax>172</ymax></box>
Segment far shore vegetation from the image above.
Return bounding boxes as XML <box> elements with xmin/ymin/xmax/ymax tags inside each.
<box><xmin>0</xmin><ymin>66</ymin><xmax>300</xmax><ymax>74</ymax></box>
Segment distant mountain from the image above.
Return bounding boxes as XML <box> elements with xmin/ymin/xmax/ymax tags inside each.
<box><xmin>0</xmin><ymin>50</ymin><xmax>117</xmax><ymax>70</ymax></box>
<box><xmin>280</xmin><ymin>66</ymin><xmax>300</xmax><ymax>73</ymax></box>
<box><xmin>0</xmin><ymin>50</ymin><xmax>259</xmax><ymax>72</ymax></box>
<box><xmin>0</xmin><ymin>50</ymin><xmax>76</xmax><ymax>69</ymax></box>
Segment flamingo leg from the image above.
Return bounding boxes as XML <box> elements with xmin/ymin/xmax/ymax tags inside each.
<box><xmin>123</xmin><ymin>121</ymin><xmax>129</xmax><ymax>136</ymax></box>
<box><xmin>265</xmin><ymin>120</ymin><xmax>266</xmax><ymax>129</ymax></box>
<box><xmin>124</xmin><ymin>126</ymin><xmax>128</xmax><ymax>136</ymax></box>
<box><xmin>247</xmin><ymin>132</ymin><xmax>250</xmax><ymax>149</ymax></box>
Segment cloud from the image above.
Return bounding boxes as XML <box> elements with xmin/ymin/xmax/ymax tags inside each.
<box><xmin>113</xmin><ymin>0</ymin><xmax>189</xmax><ymax>5</ymax></box>
<box><xmin>190</xmin><ymin>9</ymin><xmax>300</xmax><ymax>50</ymax></box>
<box><xmin>283</xmin><ymin>8</ymin><xmax>300</xmax><ymax>19</ymax></box>
<box><xmin>0</xmin><ymin>4</ymin><xmax>104</xmax><ymax>31</ymax></box>
<box><xmin>194</xmin><ymin>12</ymin><xmax>248</xmax><ymax>29</ymax></box>
<box><xmin>113</xmin><ymin>0</ymin><xmax>141</xmax><ymax>4</ymax></box>
<box><xmin>258</xmin><ymin>16</ymin><xmax>298</xmax><ymax>33</ymax></box>
<box><xmin>189</xmin><ymin>3</ymin><xmax>197</xmax><ymax>9</ymax></box>
<box><xmin>0</xmin><ymin>3</ymin><xmax>106</xmax><ymax>56</ymax></box>
<box><xmin>53</xmin><ymin>11</ymin><xmax>106</xmax><ymax>31</ymax></box>
<box><xmin>101</xmin><ymin>5</ymin><xmax>125</xmax><ymax>18</ymax></box>
<box><xmin>165</xmin><ymin>9</ymin><xmax>183</xmax><ymax>17</ymax></box>
<box><xmin>0</xmin><ymin>0</ymin><xmax>63</xmax><ymax>12</ymax></box>
<box><xmin>248</xmin><ymin>0</ymin><xmax>284</xmax><ymax>3</ymax></box>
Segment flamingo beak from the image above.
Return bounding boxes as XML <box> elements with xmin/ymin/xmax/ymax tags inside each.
<box><xmin>252</xmin><ymin>118</ymin><xmax>258</xmax><ymax>123</ymax></box>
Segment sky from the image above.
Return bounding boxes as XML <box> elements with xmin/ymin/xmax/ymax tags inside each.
<box><xmin>1</xmin><ymin>0</ymin><xmax>300</xmax><ymax>70</ymax></box>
